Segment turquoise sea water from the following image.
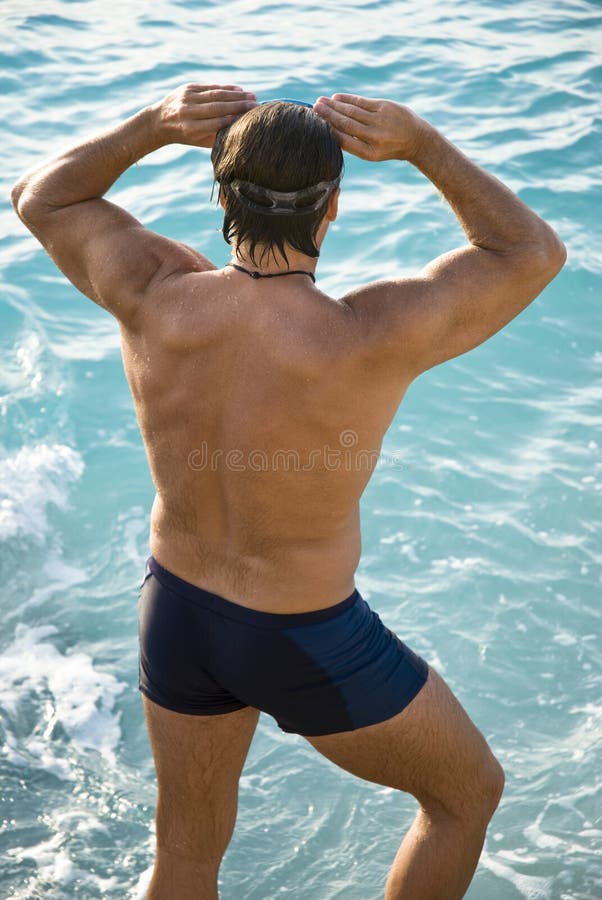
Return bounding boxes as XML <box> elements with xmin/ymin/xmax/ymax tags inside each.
<box><xmin>1</xmin><ymin>1</ymin><xmax>600</xmax><ymax>897</ymax></box>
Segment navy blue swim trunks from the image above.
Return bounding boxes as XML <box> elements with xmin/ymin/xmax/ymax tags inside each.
<box><xmin>138</xmin><ymin>556</ymin><xmax>429</xmax><ymax>737</ymax></box>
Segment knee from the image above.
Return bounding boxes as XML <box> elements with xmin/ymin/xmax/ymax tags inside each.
<box><xmin>429</xmin><ymin>751</ymin><xmax>504</xmax><ymax>828</ymax></box>
<box><xmin>471</xmin><ymin>753</ymin><xmax>505</xmax><ymax>823</ymax></box>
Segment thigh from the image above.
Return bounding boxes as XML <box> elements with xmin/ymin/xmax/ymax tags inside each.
<box><xmin>304</xmin><ymin>667</ymin><xmax>500</xmax><ymax>815</ymax></box>
<box><xmin>143</xmin><ymin>697</ymin><xmax>260</xmax><ymax>859</ymax></box>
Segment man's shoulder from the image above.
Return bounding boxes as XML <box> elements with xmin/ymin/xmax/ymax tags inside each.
<box><xmin>336</xmin><ymin>274</ymin><xmax>441</xmax><ymax>387</ymax></box>
<box><xmin>340</xmin><ymin>276</ymin><xmax>427</xmax><ymax>347</ymax></box>
<box><xmin>129</xmin><ymin>266</ymin><xmax>225</xmax><ymax>345</ymax></box>
<box><xmin>341</xmin><ymin>276</ymin><xmax>420</xmax><ymax>313</ymax></box>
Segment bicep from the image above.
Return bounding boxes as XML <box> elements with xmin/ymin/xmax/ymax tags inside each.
<box><xmin>19</xmin><ymin>197</ymin><xmax>214</xmax><ymax>323</ymax></box>
<box><xmin>353</xmin><ymin>243</ymin><xmax>564</xmax><ymax>378</ymax></box>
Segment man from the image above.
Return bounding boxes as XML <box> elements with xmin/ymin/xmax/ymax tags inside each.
<box><xmin>11</xmin><ymin>83</ymin><xmax>565</xmax><ymax>899</ymax></box>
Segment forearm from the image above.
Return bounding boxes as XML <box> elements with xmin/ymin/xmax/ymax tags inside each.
<box><xmin>406</xmin><ymin>122</ymin><xmax>564</xmax><ymax>257</ymax></box>
<box><xmin>11</xmin><ymin>106</ymin><xmax>162</xmax><ymax>217</ymax></box>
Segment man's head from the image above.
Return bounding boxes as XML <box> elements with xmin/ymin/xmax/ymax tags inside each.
<box><xmin>211</xmin><ymin>101</ymin><xmax>343</xmax><ymax>267</ymax></box>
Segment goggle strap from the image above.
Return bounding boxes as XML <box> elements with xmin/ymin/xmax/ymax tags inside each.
<box><xmin>227</xmin><ymin>176</ymin><xmax>340</xmax><ymax>217</ymax></box>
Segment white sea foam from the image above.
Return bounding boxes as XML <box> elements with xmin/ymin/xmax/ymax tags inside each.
<box><xmin>480</xmin><ymin>849</ymin><xmax>553</xmax><ymax>898</ymax></box>
<box><xmin>131</xmin><ymin>864</ymin><xmax>154</xmax><ymax>900</ymax></box>
<box><xmin>0</xmin><ymin>623</ymin><xmax>125</xmax><ymax>779</ymax></box>
<box><xmin>0</xmin><ymin>442</ymin><xmax>84</xmax><ymax>542</ymax></box>
<box><xmin>14</xmin><ymin>331</ymin><xmax>43</xmax><ymax>390</ymax></box>
<box><xmin>117</xmin><ymin>505</ymin><xmax>149</xmax><ymax>566</ymax></box>
<box><xmin>9</xmin><ymin>830</ymin><xmax>121</xmax><ymax>900</ymax></box>
<box><xmin>25</xmin><ymin>555</ymin><xmax>88</xmax><ymax>610</ymax></box>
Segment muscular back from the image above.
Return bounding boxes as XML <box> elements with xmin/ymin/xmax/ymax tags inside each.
<box><xmin>12</xmin><ymin>90</ymin><xmax>565</xmax><ymax>614</ymax></box>
<box><xmin>122</xmin><ymin>267</ymin><xmax>410</xmax><ymax>612</ymax></box>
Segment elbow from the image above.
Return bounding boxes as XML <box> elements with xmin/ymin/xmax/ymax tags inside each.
<box><xmin>10</xmin><ymin>179</ymin><xmax>45</xmax><ymax>227</ymax></box>
<box><xmin>538</xmin><ymin>221</ymin><xmax>567</xmax><ymax>274</ymax></box>
<box><xmin>519</xmin><ymin>227</ymin><xmax>567</xmax><ymax>280</ymax></box>
<box><xmin>542</xmin><ymin>226</ymin><xmax>567</xmax><ymax>273</ymax></box>
<box><xmin>543</xmin><ymin>239</ymin><xmax>567</xmax><ymax>284</ymax></box>
<box><xmin>10</xmin><ymin>179</ymin><xmax>36</xmax><ymax>223</ymax></box>
<box><xmin>553</xmin><ymin>238</ymin><xmax>567</xmax><ymax>271</ymax></box>
<box><xmin>10</xmin><ymin>181</ymin><xmax>26</xmax><ymax>216</ymax></box>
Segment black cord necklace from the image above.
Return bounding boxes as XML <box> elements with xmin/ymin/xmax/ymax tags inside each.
<box><xmin>227</xmin><ymin>263</ymin><xmax>315</xmax><ymax>284</ymax></box>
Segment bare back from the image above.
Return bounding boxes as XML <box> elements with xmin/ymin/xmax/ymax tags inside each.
<box><xmin>122</xmin><ymin>267</ymin><xmax>409</xmax><ymax>612</ymax></box>
<box><xmin>13</xmin><ymin>87</ymin><xmax>564</xmax><ymax>613</ymax></box>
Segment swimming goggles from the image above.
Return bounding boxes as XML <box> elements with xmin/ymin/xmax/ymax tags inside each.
<box><xmin>228</xmin><ymin>175</ymin><xmax>341</xmax><ymax>216</ymax></box>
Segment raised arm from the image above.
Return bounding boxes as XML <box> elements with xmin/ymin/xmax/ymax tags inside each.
<box><xmin>10</xmin><ymin>84</ymin><xmax>257</xmax><ymax>327</ymax></box>
<box><xmin>314</xmin><ymin>94</ymin><xmax>566</xmax><ymax>377</ymax></box>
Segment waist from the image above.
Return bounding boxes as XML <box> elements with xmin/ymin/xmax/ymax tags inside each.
<box><xmin>149</xmin><ymin>508</ymin><xmax>361</xmax><ymax>613</ymax></box>
<box><xmin>144</xmin><ymin>555</ymin><xmax>360</xmax><ymax>625</ymax></box>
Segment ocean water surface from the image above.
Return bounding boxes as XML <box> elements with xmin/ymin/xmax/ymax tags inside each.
<box><xmin>1</xmin><ymin>1</ymin><xmax>600</xmax><ymax>897</ymax></box>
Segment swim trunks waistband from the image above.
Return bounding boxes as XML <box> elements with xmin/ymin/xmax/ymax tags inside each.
<box><xmin>146</xmin><ymin>556</ymin><xmax>359</xmax><ymax>628</ymax></box>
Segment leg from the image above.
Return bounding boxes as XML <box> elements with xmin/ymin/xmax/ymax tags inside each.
<box><xmin>304</xmin><ymin>667</ymin><xmax>504</xmax><ymax>900</ymax></box>
<box><xmin>143</xmin><ymin>698</ymin><xmax>260</xmax><ymax>900</ymax></box>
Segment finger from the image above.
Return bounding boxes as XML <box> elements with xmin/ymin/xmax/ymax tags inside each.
<box><xmin>313</xmin><ymin>99</ymin><xmax>371</xmax><ymax>141</ymax></box>
<box><xmin>331</xmin><ymin>92</ymin><xmax>380</xmax><ymax>111</ymax></box>
<box><xmin>328</xmin><ymin>126</ymin><xmax>372</xmax><ymax>158</ymax></box>
<box><xmin>317</xmin><ymin>95</ymin><xmax>373</xmax><ymax>126</ymax></box>
<box><xmin>184</xmin><ymin>99</ymin><xmax>257</xmax><ymax>119</ymax></box>
<box><xmin>188</xmin><ymin>89</ymin><xmax>256</xmax><ymax>104</ymax></box>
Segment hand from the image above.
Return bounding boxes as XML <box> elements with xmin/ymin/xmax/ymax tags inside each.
<box><xmin>313</xmin><ymin>93</ymin><xmax>427</xmax><ymax>162</ymax></box>
<box><xmin>151</xmin><ymin>83</ymin><xmax>258</xmax><ymax>148</ymax></box>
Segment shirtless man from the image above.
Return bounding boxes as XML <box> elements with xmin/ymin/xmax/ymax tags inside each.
<box><xmin>11</xmin><ymin>83</ymin><xmax>565</xmax><ymax>899</ymax></box>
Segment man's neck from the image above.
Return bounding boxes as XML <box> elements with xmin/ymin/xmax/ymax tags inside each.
<box><xmin>231</xmin><ymin>246</ymin><xmax>318</xmax><ymax>278</ymax></box>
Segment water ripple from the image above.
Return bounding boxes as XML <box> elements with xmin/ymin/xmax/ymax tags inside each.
<box><xmin>1</xmin><ymin>1</ymin><xmax>600</xmax><ymax>897</ymax></box>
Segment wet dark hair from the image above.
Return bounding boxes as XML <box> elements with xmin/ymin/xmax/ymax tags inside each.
<box><xmin>211</xmin><ymin>101</ymin><xmax>343</xmax><ymax>267</ymax></box>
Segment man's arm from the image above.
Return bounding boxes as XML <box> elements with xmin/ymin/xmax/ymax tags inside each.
<box><xmin>10</xmin><ymin>83</ymin><xmax>257</xmax><ymax>327</ymax></box>
<box><xmin>314</xmin><ymin>94</ymin><xmax>566</xmax><ymax>377</ymax></box>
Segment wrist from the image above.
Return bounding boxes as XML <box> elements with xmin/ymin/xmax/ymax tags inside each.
<box><xmin>136</xmin><ymin>104</ymin><xmax>169</xmax><ymax>153</ymax></box>
<box><xmin>401</xmin><ymin>117</ymin><xmax>437</xmax><ymax>164</ymax></box>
